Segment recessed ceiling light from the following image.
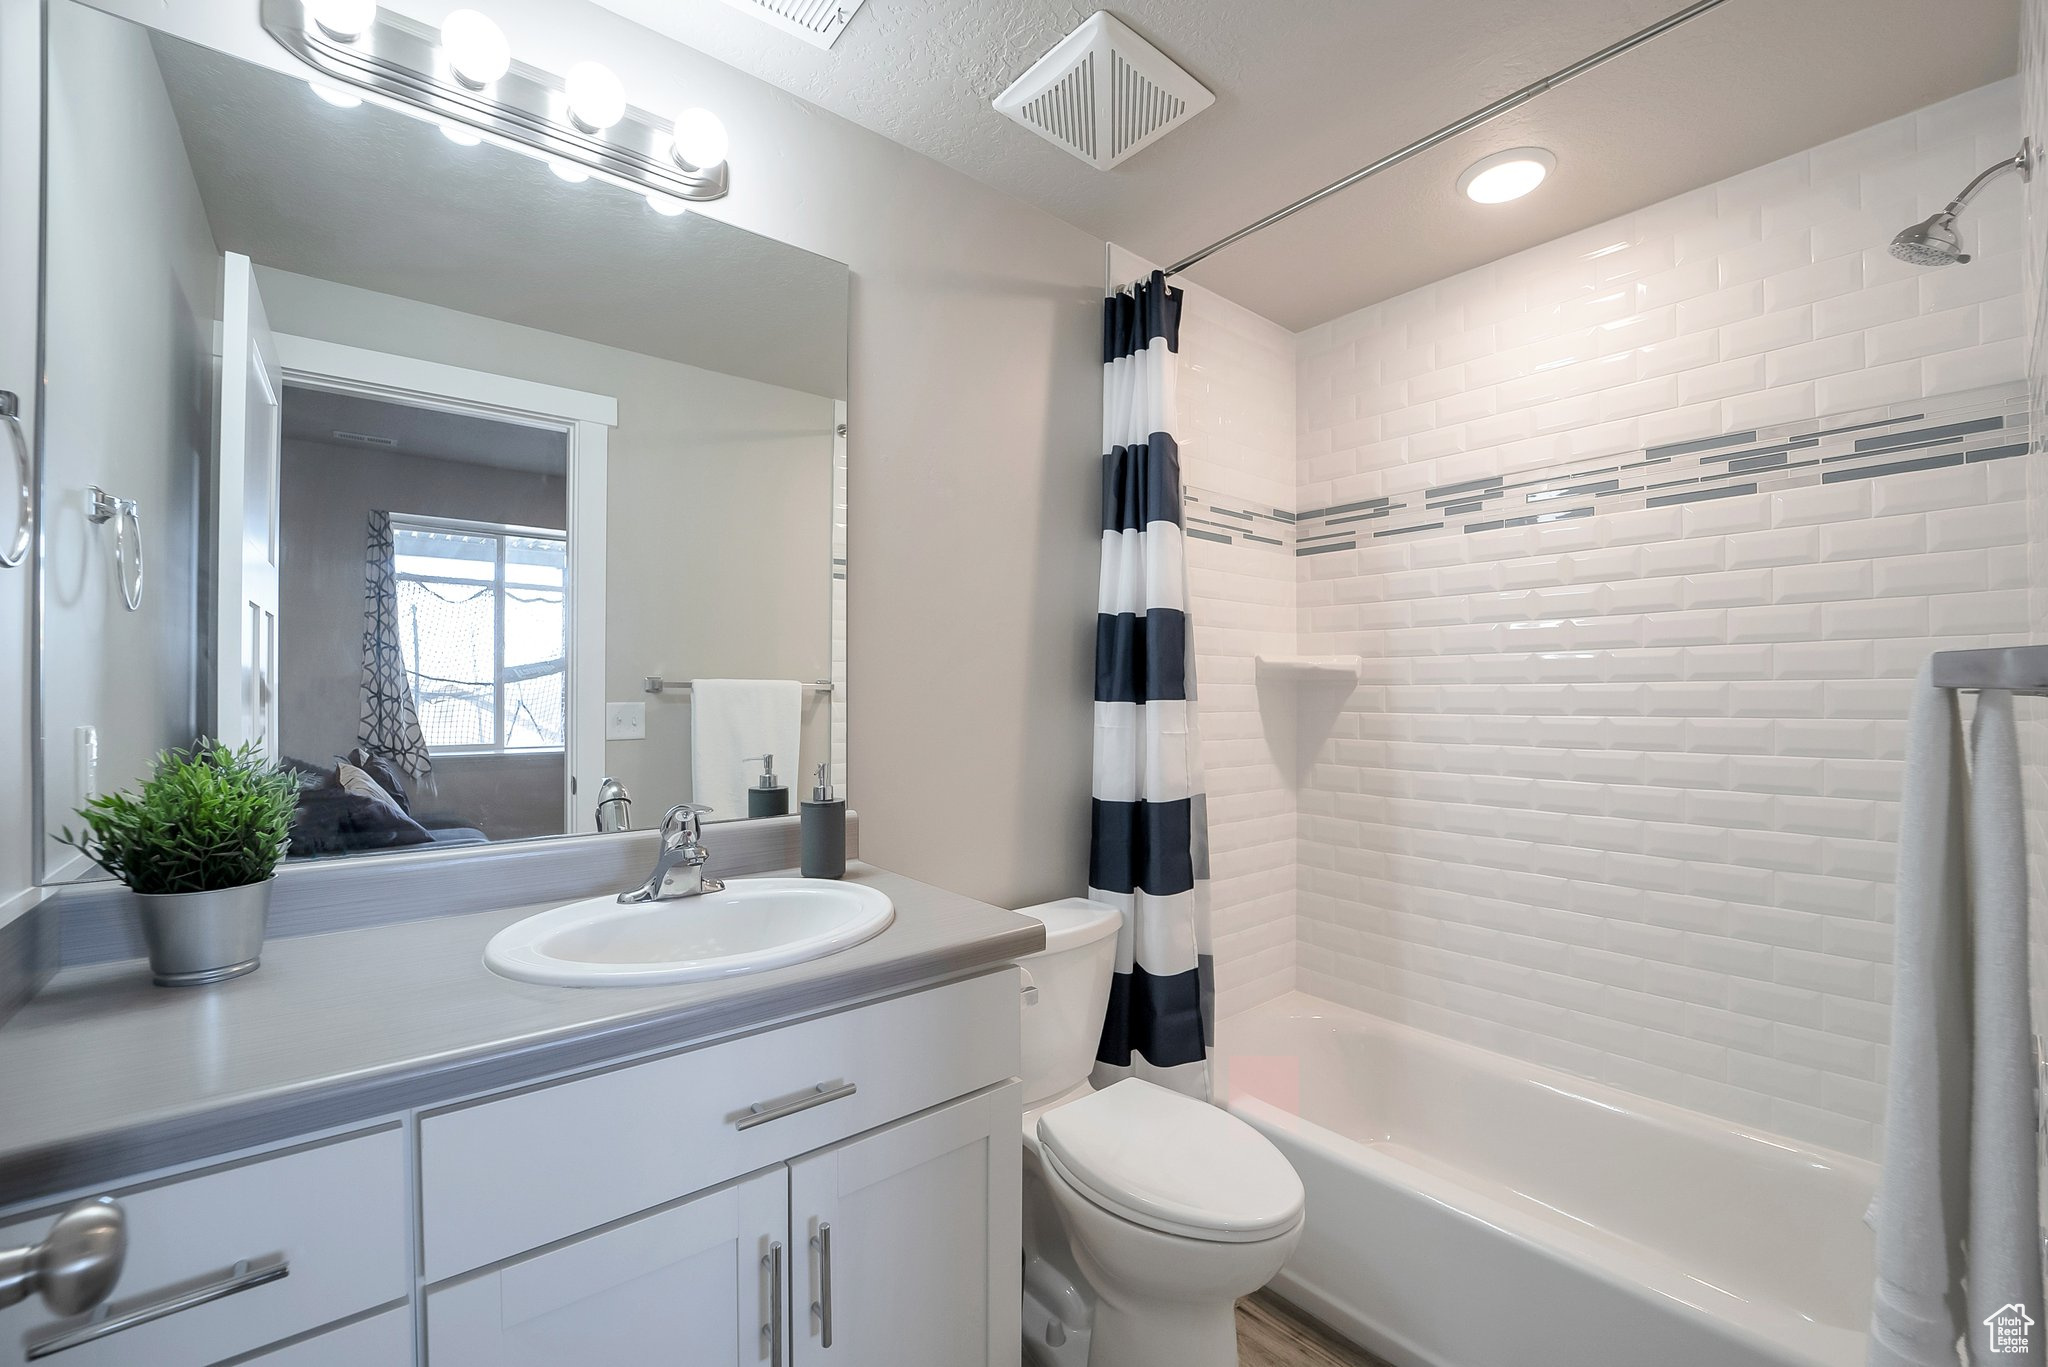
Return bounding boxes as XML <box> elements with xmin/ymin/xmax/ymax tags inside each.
<box><xmin>1458</xmin><ymin>147</ymin><xmax>1555</xmax><ymax>204</ymax></box>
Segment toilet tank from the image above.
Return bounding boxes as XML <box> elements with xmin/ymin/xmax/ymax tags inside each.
<box><xmin>1016</xmin><ymin>898</ymin><xmax>1123</xmax><ymax>1106</ymax></box>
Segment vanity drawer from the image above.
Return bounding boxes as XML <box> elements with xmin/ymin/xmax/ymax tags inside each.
<box><xmin>419</xmin><ymin>969</ymin><xmax>1019</xmax><ymax>1280</ymax></box>
<box><xmin>0</xmin><ymin>1127</ymin><xmax>408</xmax><ymax>1367</ymax></box>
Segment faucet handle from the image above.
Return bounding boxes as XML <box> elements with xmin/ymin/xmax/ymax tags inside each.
<box><xmin>660</xmin><ymin>803</ymin><xmax>715</xmax><ymax>847</ymax></box>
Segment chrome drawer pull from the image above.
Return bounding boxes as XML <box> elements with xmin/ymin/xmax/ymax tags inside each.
<box><xmin>27</xmin><ymin>1255</ymin><xmax>288</xmax><ymax>1360</ymax></box>
<box><xmin>763</xmin><ymin>1240</ymin><xmax>783</xmax><ymax>1364</ymax></box>
<box><xmin>0</xmin><ymin>391</ymin><xmax>29</xmax><ymax>570</ymax></box>
<box><xmin>733</xmin><ymin>1081</ymin><xmax>856</xmax><ymax>1131</ymax></box>
<box><xmin>810</xmin><ymin>1222</ymin><xmax>833</xmax><ymax>1348</ymax></box>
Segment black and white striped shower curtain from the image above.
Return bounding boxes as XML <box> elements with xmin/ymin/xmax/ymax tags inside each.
<box><xmin>1089</xmin><ymin>270</ymin><xmax>1214</xmax><ymax>1100</ymax></box>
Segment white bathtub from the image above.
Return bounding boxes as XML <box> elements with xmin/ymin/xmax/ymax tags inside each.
<box><xmin>1216</xmin><ymin>992</ymin><xmax>1875</xmax><ymax>1367</ymax></box>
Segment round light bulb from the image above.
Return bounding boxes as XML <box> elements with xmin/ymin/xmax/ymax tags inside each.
<box><xmin>645</xmin><ymin>191</ymin><xmax>688</xmax><ymax>217</ymax></box>
<box><xmin>549</xmin><ymin>159</ymin><xmax>589</xmax><ymax>183</ymax></box>
<box><xmin>669</xmin><ymin>107</ymin><xmax>728</xmax><ymax>169</ymax></box>
<box><xmin>440</xmin><ymin>8</ymin><xmax>510</xmax><ymax>88</ymax></box>
<box><xmin>303</xmin><ymin>0</ymin><xmax>377</xmax><ymax>41</ymax></box>
<box><xmin>309</xmin><ymin>82</ymin><xmax>362</xmax><ymax>109</ymax></box>
<box><xmin>440</xmin><ymin>122</ymin><xmax>482</xmax><ymax>147</ymax></box>
<box><xmin>1457</xmin><ymin>147</ymin><xmax>1555</xmax><ymax>205</ymax></box>
<box><xmin>564</xmin><ymin>61</ymin><xmax>626</xmax><ymax>132</ymax></box>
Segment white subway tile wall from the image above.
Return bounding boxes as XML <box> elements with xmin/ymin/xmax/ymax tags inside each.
<box><xmin>1288</xmin><ymin>79</ymin><xmax>2029</xmax><ymax>1158</ymax></box>
<box><xmin>1178</xmin><ymin>282</ymin><xmax>1301</xmax><ymax>1020</ymax></box>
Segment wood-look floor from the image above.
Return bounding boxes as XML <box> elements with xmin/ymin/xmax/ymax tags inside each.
<box><xmin>1236</xmin><ymin>1290</ymin><xmax>1395</xmax><ymax>1367</ymax></box>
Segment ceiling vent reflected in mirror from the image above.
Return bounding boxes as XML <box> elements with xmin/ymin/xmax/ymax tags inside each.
<box><xmin>994</xmin><ymin>11</ymin><xmax>1213</xmax><ymax>171</ymax></box>
<box><xmin>714</xmin><ymin>0</ymin><xmax>867</xmax><ymax>50</ymax></box>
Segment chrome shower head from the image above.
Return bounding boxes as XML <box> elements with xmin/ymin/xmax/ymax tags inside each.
<box><xmin>1888</xmin><ymin>137</ymin><xmax>2031</xmax><ymax>269</ymax></box>
<box><xmin>1889</xmin><ymin>212</ymin><xmax>1969</xmax><ymax>267</ymax></box>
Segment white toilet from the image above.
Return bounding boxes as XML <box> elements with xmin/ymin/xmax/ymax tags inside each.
<box><xmin>1016</xmin><ymin>898</ymin><xmax>1305</xmax><ymax>1367</ymax></box>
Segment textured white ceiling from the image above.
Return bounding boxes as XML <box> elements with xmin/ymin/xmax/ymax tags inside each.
<box><xmin>588</xmin><ymin>0</ymin><xmax>2019</xmax><ymax>330</ymax></box>
<box><xmin>149</xmin><ymin>32</ymin><xmax>851</xmax><ymax>399</ymax></box>
<box><xmin>283</xmin><ymin>387</ymin><xmax>570</xmax><ymax>475</ymax></box>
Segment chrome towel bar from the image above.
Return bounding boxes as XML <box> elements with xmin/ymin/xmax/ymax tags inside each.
<box><xmin>1930</xmin><ymin>646</ymin><xmax>2048</xmax><ymax>697</ymax></box>
<box><xmin>644</xmin><ymin>677</ymin><xmax>833</xmax><ymax>697</ymax></box>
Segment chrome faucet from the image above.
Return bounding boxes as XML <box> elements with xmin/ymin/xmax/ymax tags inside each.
<box><xmin>619</xmin><ymin>803</ymin><xmax>725</xmax><ymax>903</ymax></box>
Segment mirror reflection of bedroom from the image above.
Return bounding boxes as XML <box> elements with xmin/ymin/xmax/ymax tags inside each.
<box><xmin>275</xmin><ymin>387</ymin><xmax>572</xmax><ymax>856</ymax></box>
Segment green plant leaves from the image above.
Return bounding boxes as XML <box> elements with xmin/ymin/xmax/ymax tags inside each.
<box><xmin>55</xmin><ymin>741</ymin><xmax>299</xmax><ymax>895</ymax></box>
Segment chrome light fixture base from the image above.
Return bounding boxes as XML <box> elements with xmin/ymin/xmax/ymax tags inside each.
<box><xmin>260</xmin><ymin>0</ymin><xmax>729</xmax><ymax>203</ymax></box>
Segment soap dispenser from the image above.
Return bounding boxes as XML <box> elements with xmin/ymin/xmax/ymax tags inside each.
<box><xmin>745</xmin><ymin>754</ymin><xmax>790</xmax><ymax>818</ymax></box>
<box><xmin>801</xmin><ymin>762</ymin><xmax>846</xmax><ymax>878</ymax></box>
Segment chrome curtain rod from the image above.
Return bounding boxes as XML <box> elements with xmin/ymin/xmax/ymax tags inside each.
<box><xmin>1162</xmin><ymin>0</ymin><xmax>1737</xmax><ymax>279</ymax></box>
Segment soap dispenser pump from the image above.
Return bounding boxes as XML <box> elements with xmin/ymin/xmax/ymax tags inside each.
<box><xmin>745</xmin><ymin>754</ymin><xmax>790</xmax><ymax>818</ymax></box>
<box><xmin>800</xmin><ymin>762</ymin><xmax>846</xmax><ymax>878</ymax></box>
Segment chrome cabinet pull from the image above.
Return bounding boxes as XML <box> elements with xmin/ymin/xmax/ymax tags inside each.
<box><xmin>26</xmin><ymin>1255</ymin><xmax>288</xmax><ymax>1359</ymax></box>
<box><xmin>0</xmin><ymin>390</ymin><xmax>29</xmax><ymax>569</ymax></box>
<box><xmin>733</xmin><ymin>1081</ymin><xmax>856</xmax><ymax>1131</ymax></box>
<box><xmin>0</xmin><ymin>1199</ymin><xmax>125</xmax><ymax>1317</ymax></box>
<box><xmin>809</xmin><ymin>1222</ymin><xmax>833</xmax><ymax>1348</ymax></box>
<box><xmin>763</xmin><ymin>1240</ymin><xmax>783</xmax><ymax>1364</ymax></box>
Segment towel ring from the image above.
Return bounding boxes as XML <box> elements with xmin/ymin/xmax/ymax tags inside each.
<box><xmin>86</xmin><ymin>486</ymin><xmax>143</xmax><ymax>612</ymax></box>
<box><xmin>0</xmin><ymin>391</ymin><xmax>28</xmax><ymax>569</ymax></box>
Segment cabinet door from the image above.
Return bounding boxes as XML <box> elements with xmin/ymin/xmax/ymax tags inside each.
<box><xmin>242</xmin><ymin>1307</ymin><xmax>413</xmax><ymax>1364</ymax></box>
<box><xmin>788</xmin><ymin>1083</ymin><xmax>1021</xmax><ymax>1367</ymax></box>
<box><xmin>426</xmin><ymin>1166</ymin><xmax>787</xmax><ymax>1367</ymax></box>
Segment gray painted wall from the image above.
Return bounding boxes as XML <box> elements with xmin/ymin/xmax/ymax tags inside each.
<box><xmin>276</xmin><ymin>435</ymin><xmax>568</xmax><ymax>842</ymax></box>
<box><xmin>37</xmin><ymin>2</ymin><xmax>217</xmax><ymax>877</ymax></box>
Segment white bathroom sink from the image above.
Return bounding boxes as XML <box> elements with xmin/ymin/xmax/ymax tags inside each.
<box><xmin>483</xmin><ymin>878</ymin><xmax>895</xmax><ymax>987</ymax></box>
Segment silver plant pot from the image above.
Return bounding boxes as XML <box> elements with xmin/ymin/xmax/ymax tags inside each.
<box><xmin>132</xmin><ymin>879</ymin><xmax>274</xmax><ymax>987</ymax></box>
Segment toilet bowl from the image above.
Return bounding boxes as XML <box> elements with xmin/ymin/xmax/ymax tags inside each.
<box><xmin>1016</xmin><ymin>898</ymin><xmax>1305</xmax><ymax>1367</ymax></box>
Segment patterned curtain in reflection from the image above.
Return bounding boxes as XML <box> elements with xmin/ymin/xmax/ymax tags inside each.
<box><xmin>359</xmin><ymin>510</ymin><xmax>433</xmax><ymax>781</ymax></box>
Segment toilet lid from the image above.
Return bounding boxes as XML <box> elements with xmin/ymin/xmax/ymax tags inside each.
<box><xmin>1036</xmin><ymin>1079</ymin><xmax>1304</xmax><ymax>1243</ymax></box>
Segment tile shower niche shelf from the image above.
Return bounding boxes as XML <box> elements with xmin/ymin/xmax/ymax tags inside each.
<box><xmin>1255</xmin><ymin>655</ymin><xmax>1362</xmax><ymax>688</ymax></box>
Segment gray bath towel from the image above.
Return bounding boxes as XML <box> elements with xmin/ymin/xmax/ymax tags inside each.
<box><xmin>1867</xmin><ymin>665</ymin><xmax>1973</xmax><ymax>1367</ymax></box>
<box><xmin>1964</xmin><ymin>691</ymin><xmax>2041</xmax><ymax>1367</ymax></box>
<box><xmin>1867</xmin><ymin>667</ymin><xmax>2043</xmax><ymax>1367</ymax></box>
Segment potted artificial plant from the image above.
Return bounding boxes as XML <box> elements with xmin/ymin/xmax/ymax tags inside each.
<box><xmin>59</xmin><ymin>741</ymin><xmax>298</xmax><ymax>987</ymax></box>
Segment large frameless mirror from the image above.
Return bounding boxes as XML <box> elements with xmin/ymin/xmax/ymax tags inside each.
<box><xmin>34</xmin><ymin>0</ymin><xmax>850</xmax><ymax>881</ymax></box>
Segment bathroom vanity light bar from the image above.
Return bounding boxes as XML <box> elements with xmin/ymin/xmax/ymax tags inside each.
<box><xmin>261</xmin><ymin>0</ymin><xmax>730</xmax><ymax>203</ymax></box>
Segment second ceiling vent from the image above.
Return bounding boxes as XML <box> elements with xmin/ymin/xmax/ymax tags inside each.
<box><xmin>993</xmin><ymin>12</ymin><xmax>1213</xmax><ymax>171</ymax></box>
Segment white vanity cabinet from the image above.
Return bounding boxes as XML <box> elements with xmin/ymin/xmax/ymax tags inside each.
<box><xmin>426</xmin><ymin>1168</ymin><xmax>788</xmax><ymax>1366</ymax></box>
<box><xmin>787</xmin><ymin>1083</ymin><xmax>1021</xmax><ymax>1367</ymax></box>
<box><xmin>0</xmin><ymin>969</ymin><xmax>1023</xmax><ymax>1367</ymax></box>
<box><xmin>0</xmin><ymin>1128</ymin><xmax>410</xmax><ymax>1367</ymax></box>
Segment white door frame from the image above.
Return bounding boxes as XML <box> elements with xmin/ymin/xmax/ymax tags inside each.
<box><xmin>271</xmin><ymin>333</ymin><xmax>615</xmax><ymax>832</ymax></box>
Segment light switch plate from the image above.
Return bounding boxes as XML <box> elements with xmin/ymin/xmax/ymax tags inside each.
<box><xmin>605</xmin><ymin>702</ymin><xmax>647</xmax><ymax>740</ymax></box>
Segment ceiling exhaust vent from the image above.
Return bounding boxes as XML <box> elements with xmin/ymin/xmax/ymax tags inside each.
<box><xmin>993</xmin><ymin>12</ymin><xmax>1213</xmax><ymax>171</ymax></box>
<box><xmin>712</xmin><ymin>0</ymin><xmax>866</xmax><ymax>50</ymax></box>
<box><xmin>332</xmin><ymin>430</ymin><xmax>399</xmax><ymax>447</ymax></box>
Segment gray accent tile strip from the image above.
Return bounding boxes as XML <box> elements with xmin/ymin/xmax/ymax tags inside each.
<box><xmin>1424</xmin><ymin>476</ymin><xmax>1505</xmax><ymax>499</ymax></box>
<box><xmin>1296</xmin><ymin>541</ymin><xmax>1355</xmax><ymax>556</ymax></box>
<box><xmin>1186</xmin><ymin>528</ymin><xmax>1232</xmax><ymax>544</ymax></box>
<box><xmin>1528</xmin><ymin>479</ymin><xmax>1620</xmax><ymax>503</ymax></box>
<box><xmin>1726</xmin><ymin>452</ymin><xmax>1790</xmax><ymax>475</ymax></box>
<box><xmin>1821</xmin><ymin>451</ymin><xmax>1966</xmax><ymax>483</ymax></box>
<box><xmin>1372</xmin><ymin>521</ymin><xmax>1444</xmax><ymax>538</ymax></box>
<box><xmin>1647</xmin><ymin>482</ymin><xmax>1758</xmax><ymax>508</ymax></box>
<box><xmin>1646</xmin><ymin>430</ymin><xmax>1757</xmax><ymax>459</ymax></box>
<box><xmin>1852</xmin><ymin>415</ymin><xmax>2002</xmax><ymax>453</ymax></box>
<box><xmin>1966</xmin><ymin>441</ymin><xmax>2030</xmax><ymax>463</ymax></box>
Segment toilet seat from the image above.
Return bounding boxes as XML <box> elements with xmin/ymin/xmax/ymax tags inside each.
<box><xmin>1035</xmin><ymin>1079</ymin><xmax>1305</xmax><ymax>1244</ymax></box>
